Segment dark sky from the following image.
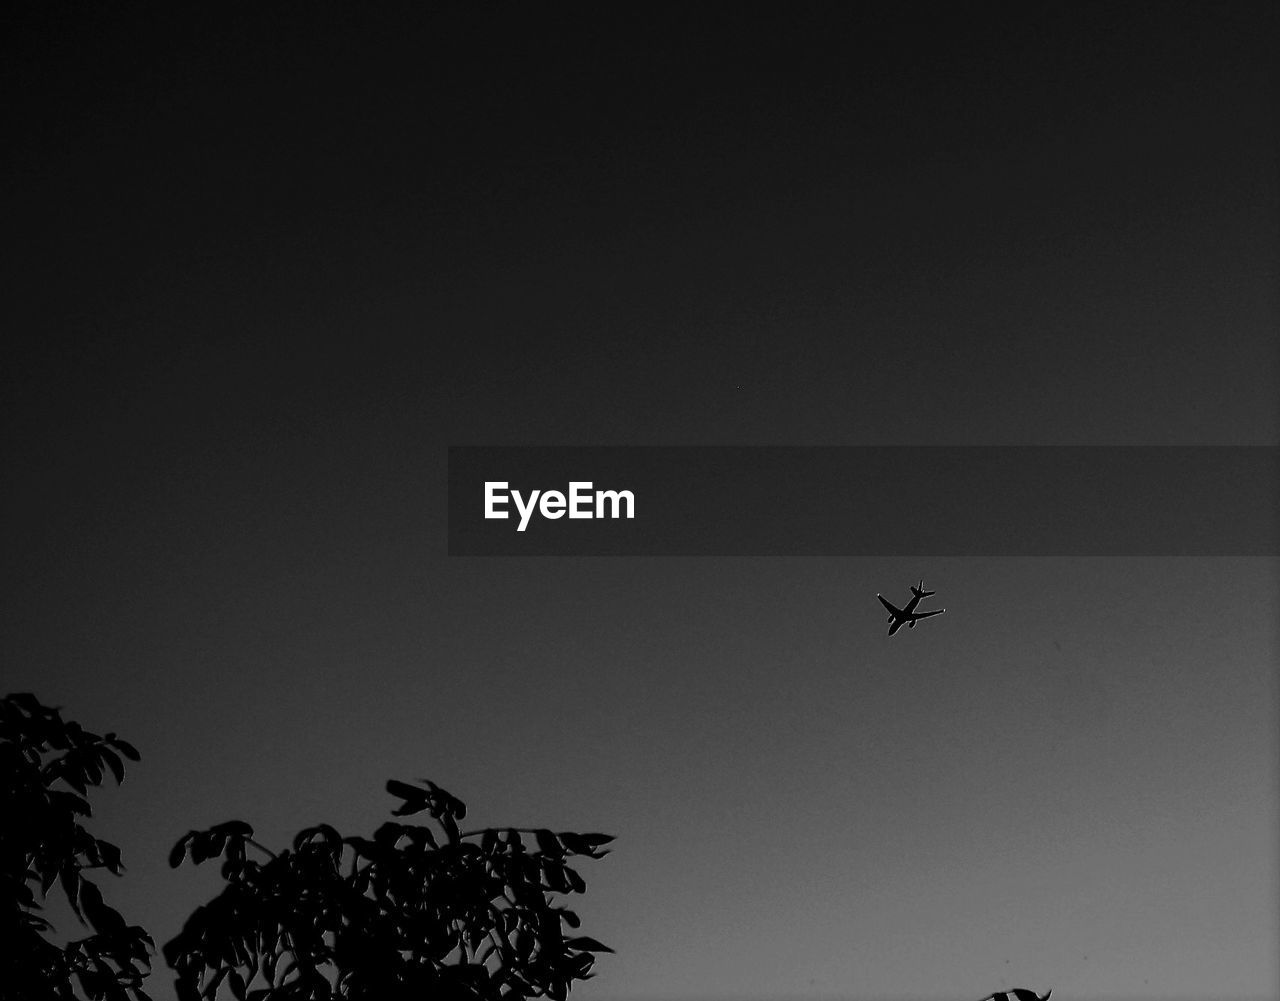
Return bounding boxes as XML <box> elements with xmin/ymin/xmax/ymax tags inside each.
<box><xmin>2</xmin><ymin>6</ymin><xmax>1277</xmax><ymax>1001</ymax></box>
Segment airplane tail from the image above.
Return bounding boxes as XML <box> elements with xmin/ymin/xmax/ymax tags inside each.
<box><xmin>911</xmin><ymin>579</ymin><xmax>936</xmax><ymax>598</ymax></box>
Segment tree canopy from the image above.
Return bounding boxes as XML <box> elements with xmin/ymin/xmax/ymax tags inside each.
<box><xmin>164</xmin><ymin>778</ymin><xmax>614</xmax><ymax>1001</ymax></box>
<box><xmin>0</xmin><ymin>692</ymin><xmax>153</xmax><ymax>1001</ymax></box>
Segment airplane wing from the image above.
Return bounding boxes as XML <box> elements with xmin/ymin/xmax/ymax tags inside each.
<box><xmin>911</xmin><ymin>608</ymin><xmax>945</xmax><ymax>619</ymax></box>
<box><xmin>876</xmin><ymin>594</ymin><xmax>902</xmax><ymax>616</ymax></box>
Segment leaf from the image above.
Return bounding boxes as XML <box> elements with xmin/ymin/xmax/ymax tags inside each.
<box><xmin>430</xmin><ymin>785</ymin><xmax>467</xmax><ymax>819</ymax></box>
<box><xmin>386</xmin><ymin>778</ymin><xmax>432</xmax><ymax>819</ymax></box>
<box><xmin>558</xmin><ymin>832</ymin><xmax>587</xmax><ymax>853</ymax></box>
<box><xmin>541</xmin><ymin>858</ymin><xmax>569</xmax><ymax>893</ymax></box>
<box><xmin>112</xmin><ymin>737</ymin><xmax>142</xmax><ymax>761</ymax></box>
<box><xmin>212</xmin><ymin>820</ymin><xmax>254</xmax><ymax>839</ymax></box>
<box><xmin>79</xmin><ymin>878</ymin><xmax>127</xmax><ymax>934</ymax></box>
<box><xmin>125</xmin><ymin>926</ymin><xmax>152</xmax><ymax>960</ymax></box>
<box><xmin>294</xmin><ymin>823</ymin><xmax>343</xmax><ymax>850</ymax></box>
<box><xmin>39</xmin><ymin>861</ymin><xmax>59</xmax><ymax>895</ymax></box>
<box><xmin>190</xmin><ymin>832</ymin><xmax>214</xmax><ymax>865</ymax></box>
<box><xmin>62</xmin><ymin>761</ymin><xmax>89</xmax><ymax>795</ymax></box>
<box><xmin>515</xmin><ymin>928</ymin><xmax>534</xmax><ymax>961</ymax></box>
<box><xmin>343</xmin><ymin>835</ymin><xmax>379</xmax><ymax>859</ymax></box>
<box><xmin>99</xmin><ymin>840</ymin><xmax>124</xmax><ymax>875</ymax></box>
<box><xmin>81</xmin><ymin>750</ymin><xmax>104</xmax><ymax>787</ymax></box>
<box><xmin>100</xmin><ymin>746</ymin><xmax>126</xmax><ymax>784</ymax></box>
<box><xmin>567</xmin><ymin>936</ymin><xmax>613</xmax><ymax>953</ymax></box>
<box><xmin>559</xmin><ymin>832</ymin><xmax>614</xmax><ymax>857</ymax></box>
<box><xmin>52</xmin><ymin>789</ymin><xmax>92</xmax><ymax>816</ymax></box>
<box><xmin>227</xmin><ymin>970</ymin><xmax>247</xmax><ymax>1001</ymax></box>
<box><xmin>62</xmin><ymin>864</ymin><xmax>84</xmax><ymax>921</ymax></box>
<box><xmin>386</xmin><ymin>779</ymin><xmax>427</xmax><ymax>802</ymax></box>
<box><xmin>202</xmin><ymin>967</ymin><xmax>227</xmax><ymax>1000</ymax></box>
<box><xmin>169</xmin><ymin>833</ymin><xmax>194</xmax><ymax>868</ymax></box>
<box><xmin>535</xmin><ymin>830</ymin><xmax>562</xmax><ymax>857</ymax></box>
<box><xmin>22</xmin><ymin>912</ymin><xmax>52</xmax><ymax>933</ymax></box>
<box><xmin>14</xmin><ymin>880</ymin><xmax>35</xmax><ymax>907</ymax></box>
<box><xmin>9</xmin><ymin>692</ymin><xmax>42</xmax><ymax>713</ymax></box>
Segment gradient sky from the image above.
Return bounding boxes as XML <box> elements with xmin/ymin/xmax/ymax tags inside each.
<box><xmin>2</xmin><ymin>7</ymin><xmax>1277</xmax><ymax>1001</ymax></box>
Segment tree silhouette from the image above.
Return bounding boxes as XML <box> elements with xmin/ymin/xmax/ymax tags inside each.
<box><xmin>0</xmin><ymin>692</ymin><xmax>153</xmax><ymax>1001</ymax></box>
<box><xmin>164</xmin><ymin>779</ymin><xmax>614</xmax><ymax>1001</ymax></box>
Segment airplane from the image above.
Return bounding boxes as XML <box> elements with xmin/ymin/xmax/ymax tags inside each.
<box><xmin>876</xmin><ymin>579</ymin><xmax>945</xmax><ymax>636</ymax></box>
<box><xmin>979</xmin><ymin>991</ymin><xmax>1050</xmax><ymax>1001</ymax></box>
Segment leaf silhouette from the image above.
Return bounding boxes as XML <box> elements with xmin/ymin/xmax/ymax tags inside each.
<box><xmin>111</xmin><ymin>736</ymin><xmax>142</xmax><ymax>761</ymax></box>
<box><xmin>99</xmin><ymin>745</ymin><xmax>126</xmax><ymax>784</ymax></box>
<box><xmin>163</xmin><ymin>778</ymin><xmax>612</xmax><ymax>1001</ymax></box>
<box><xmin>2</xmin><ymin>694</ymin><xmax>151</xmax><ymax>998</ymax></box>
<box><xmin>212</xmin><ymin>820</ymin><xmax>254</xmax><ymax>839</ymax></box>
<box><xmin>169</xmin><ymin>833</ymin><xmax>194</xmax><ymax>868</ymax></box>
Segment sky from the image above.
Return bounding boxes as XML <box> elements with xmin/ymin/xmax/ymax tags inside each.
<box><xmin>2</xmin><ymin>6</ymin><xmax>1277</xmax><ymax>1001</ymax></box>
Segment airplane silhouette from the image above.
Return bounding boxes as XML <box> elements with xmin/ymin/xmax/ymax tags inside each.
<box><xmin>979</xmin><ymin>991</ymin><xmax>1050</xmax><ymax>1001</ymax></box>
<box><xmin>876</xmin><ymin>579</ymin><xmax>945</xmax><ymax>635</ymax></box>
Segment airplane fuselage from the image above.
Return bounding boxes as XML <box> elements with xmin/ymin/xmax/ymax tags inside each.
<box><xmin>876</xmin><ymin>581</ymin><xmax>944</xmax><ymax>635</ymax></box>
